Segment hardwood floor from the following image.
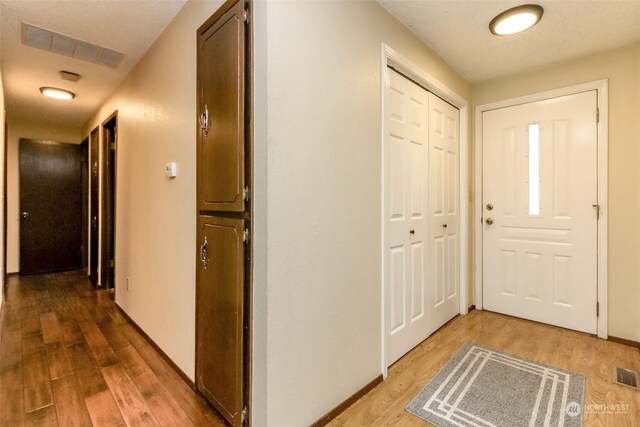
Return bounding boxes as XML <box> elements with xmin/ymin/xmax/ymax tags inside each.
<box><xmin>0</xmin><ymin>270</ymin><xmax>226</xmax><ymax>426</ymax></box>
<box><xmin>329</xmin><ymin>310</ymin><xmax>640</xmax><ymax>426</ymax></box>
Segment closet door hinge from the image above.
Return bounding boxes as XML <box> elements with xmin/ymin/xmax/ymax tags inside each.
<box><xmin>110</xmin><ymin>142</ymin><xmax>116</xmax><ymax>151</ymax></box>
<box><xmin>243</xmin><ymin>187</ymin><xmax>249</xmax><ymax>201</ymax></box>
<box><xmin>596</xmin><ymin>108</ymin><xmax>600</xmax><ymax>123</ymax></box>
<box><xmin>243</xmin><ymin>229</ymin><xmax>249</xmax><ymax>244</ymax></box>
<box><xmin>244</xmin><ymin>9</ymin><xmax>249</xmax><ymax>24</ymax></box>
<box><xmin>596</xmin><ymin>302</ymin><xmax>600</xmax><ymax>317</ymax></box>
<box><xmin>241</xmin><ymin>406</ymin><xmax>247</xmax><ymax>424</ymax></box>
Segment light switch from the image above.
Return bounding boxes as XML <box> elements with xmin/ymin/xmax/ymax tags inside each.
<box><xmin>165</xmin><ymin>162</ymin><xmax>177</xmax><ymax>178</ymax></box>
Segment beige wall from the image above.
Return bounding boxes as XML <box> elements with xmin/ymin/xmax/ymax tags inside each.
<box><xmin>473</xmin><ymin>43</ymin><xmax>640</xmax><ymax>342</ymax></box>
<box><xmin>6</xmin><ymin>116</ymin><xmax>80</xmax><ymax>273</ymax></box>
<box><xmin>81</xmin><ymin>0</ymin><xmax>222</xmax><ymax>381</ymax></box>
<box><xmin>254</xmin><ymin>1</ymin><xmax>471</xmax><ymax>425</ymax></box>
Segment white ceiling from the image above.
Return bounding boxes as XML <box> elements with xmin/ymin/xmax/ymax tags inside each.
<box><xmin>0</xmin><ymin>0</ymin><xmax>187</xmax><ymax>128</ymax></box>
<box><xmin>378</xmin><ymin>0</ymin><xmax>640</xmax><ymax>83</ymax></box>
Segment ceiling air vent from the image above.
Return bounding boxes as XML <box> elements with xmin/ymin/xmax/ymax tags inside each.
<box><xmin>612</xmin><ymin>367</ymin><xmax>639</xmax><ymax>390</ymax></box>
<box><xmin>21</xmin><ymin>23</ymin><xmax>124</xmax><ymax>69</ymax></box>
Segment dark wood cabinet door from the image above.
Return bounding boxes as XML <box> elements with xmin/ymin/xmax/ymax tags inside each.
<box><xmin>196</xmin><ymin>215</ymin><xmax>245</xmax><ymax>426</ymax></box>
<box><xmin>197</xmin><ymin>0</ymin><xmax>246</xmax><ymax>213</ymax></box>
<box><xmin>19</xmin><ymin>139</ymin><xmax>82</xmax><ymax>274</ymax></box>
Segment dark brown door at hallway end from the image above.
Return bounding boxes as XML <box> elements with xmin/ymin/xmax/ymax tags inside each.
<box><xmin>19</xmin><ymin>139</ymin><xmax>82</xmax><ymax>275</ymax></box>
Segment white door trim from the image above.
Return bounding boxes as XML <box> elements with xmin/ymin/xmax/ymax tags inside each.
<box><xmin>380</xmin><ymin>44</ymin><xmax>469</xmax><ymax>377</ymax></box>
<box><xmin>474</xmin><ymin>80</ymin><xmax>608</xmax><ymax>339</ymax></box>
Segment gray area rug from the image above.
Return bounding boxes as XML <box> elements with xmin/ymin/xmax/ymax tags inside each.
<box><xmin>406</xmin><ymin>342</ymin><xmax>585</xmax><ymax>427</ymax></box>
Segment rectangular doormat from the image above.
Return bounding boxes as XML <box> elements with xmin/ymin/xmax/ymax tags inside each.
<box><xmin>406</xmin><ymin>342</ymin><xmax>585</xmax><ymax>426</ymax></box>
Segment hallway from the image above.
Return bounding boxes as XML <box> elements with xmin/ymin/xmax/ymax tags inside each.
<box><xmin>0</xmin><ymin>271</ymin><xmax>225</xmax><ymax>426</ymax></box>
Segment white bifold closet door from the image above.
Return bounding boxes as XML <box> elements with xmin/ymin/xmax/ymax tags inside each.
<box><xmin>385</xmin><ymin>67</ymin><xmax>460</xmax><ymax>366</ymax></box>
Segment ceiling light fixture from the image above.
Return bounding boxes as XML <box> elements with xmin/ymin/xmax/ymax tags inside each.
<box><xmin>489</xmin><ymin>4</ymin><xmax>544</xmax><ymax>36</ymax></box>
<box><xmin>39</xmin><ymin>87</ymin><xmax>75</xmax><ymax>100</ymax></box>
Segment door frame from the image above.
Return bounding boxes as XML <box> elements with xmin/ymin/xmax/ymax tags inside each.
<box><xmin>100</xmin><ymin>111</ymin><xmax>118</xmax><ymax>290</ymax></box>
<box><xmin>380</xmin><ymin>44</ymin><xmax>469</xmax><ymax>376</ymax></box>
<box><xmin>474</xmin><ymin>80</ymin><xmax>609</xmax><ymax>338</ymax></box>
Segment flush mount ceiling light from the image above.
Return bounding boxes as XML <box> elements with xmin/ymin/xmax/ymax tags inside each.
<box><xmin>489</xmin><ymin>4</ymin><xmax>544</xmax><ymax>36</ymax></box>
<box><xmin>39</xmin><ymin>87</ymin><xmax>75</xmax><ymax>100</ymax></box>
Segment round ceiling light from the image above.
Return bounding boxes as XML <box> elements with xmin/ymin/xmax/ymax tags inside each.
<box><xmin>39</xmin><ymin>87</ymin><xmax>75</xmax><ymax>100</ymax></box>
<box><xmin>489</xmin><ymin>4</ymin><xmax>544</xmax><ymax>36</ymax></box>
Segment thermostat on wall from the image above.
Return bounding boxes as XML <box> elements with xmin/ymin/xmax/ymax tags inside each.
<box><xmin>165</xmin><ymin>162</ymin><xmax>177</xmax><ymax>178</ymax></box>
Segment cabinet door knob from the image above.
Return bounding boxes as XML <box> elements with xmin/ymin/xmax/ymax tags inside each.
<box><xmin>21</xmin><ymin>211</ymin><xmax>29</xmax><ymax>219</ymax></box>
<box><xmin>486</xmin><ymin>218</ymin><xmax>494</xmax><ymax>225</ymax></box>
<box><xmin>409</xmin><ymin>229</ymin><xmax>415</xmax><ymax>235</ymax></box>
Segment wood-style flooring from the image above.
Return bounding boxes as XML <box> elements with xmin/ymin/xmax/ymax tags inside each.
<box><xmin>329</xmin><ymin>310</ymin><xmax>640</xmax><ymax>426</ymax></box>
<box><xmin>0</xmin><ymin>270</ymin><xmax>226</xmax><ymax>426</ymax></box>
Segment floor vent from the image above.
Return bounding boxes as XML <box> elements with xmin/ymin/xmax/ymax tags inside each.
<box><xmin>612</xmin><ymin>367</ymin><xmax>639</xmax><ymax>390</ymax></box>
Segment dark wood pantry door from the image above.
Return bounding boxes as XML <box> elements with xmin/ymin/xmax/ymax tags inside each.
<box><xmin>197</xmin><ymin>0</ymin><xmax>246</xmax><ymax>213</ymax></box>
<box><xmin>19</xmin><ymin>139</ymin><xmax>82</xmax><ymax>275</ymax></box>
<box><xmin>196</xmin><ymin>216</ymin><xmax>245</xmax><ymax>425</ymax></box>
<box><xmin>196</xmin><ymin>1</ymin><xmax>251</xmax><ymax>425</ymax></box>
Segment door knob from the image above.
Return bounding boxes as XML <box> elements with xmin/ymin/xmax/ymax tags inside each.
<box><xmin>21</xmin><ymin>211</ymin><xmax>29</xmax><ymax>219</ymax></box>
<box><xmin>486</xmin><ymin>203</ymin><xmax>494</xmax><ymax>211</ymax></box>
<box><xmin>442</xmin><ymin>224</ymin><xmax>448</xmax><ymax>229</ymax></box>
<box><xmin>409</xmin><ymin>229</ymin><xmax>415</xmax><ymax>235</ymax></box>
<box><xmin>485</xmin><ymin>218</ymin><xmax>494</xmax><ymax>225</ymax></box>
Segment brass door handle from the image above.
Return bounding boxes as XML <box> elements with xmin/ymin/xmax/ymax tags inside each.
<box><xmin>199</xmin><ymin>104</ymin><xmax>209</xmax><ymax>137</ymax></box>
<box><xmin>199</xmin><ymin>236</ymin><xmax>209</xmax><ymax>270</ymax></box>
<box><xmin>485</xmin><ymin>218</ymin><xmax>494</xmax><ymax>225</ymax></box>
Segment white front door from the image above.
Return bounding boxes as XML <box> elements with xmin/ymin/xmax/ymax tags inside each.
<box><xmin>482</xmin><ymin>91</ymin><xmax>598</xmax><ymax>334</ymax></box>
<box><xmin>385</xmin><ymin>68</ymin><xmax>460</xmax><ymax>365</ymax></box>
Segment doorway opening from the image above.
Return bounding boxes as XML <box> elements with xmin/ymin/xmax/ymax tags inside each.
<box><xmin>101</xmin><ymin>112</ymin><xmax>117</xmax><ymax>290</ymax></box>
<box><xmin>89</xmin><ymin>127</ymin><xmax>99</xmax><ymax>285</ymax></box>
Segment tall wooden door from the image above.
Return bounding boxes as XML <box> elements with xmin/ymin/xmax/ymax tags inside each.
<box><xmin>197</xmin><ymin>0</ymin><xmax>246</xmax><ymax>213</ymax></box>
<box><xmin>196</xmin><ymin>1</ymin><xmax>249</xmax><ymax>425</ymax></box>
<box><xmin>19</xmin><ymin>139</ymin><xmax>82</xmax><ymax>274</ymax></box>
<box><xmin>81</xmin><ymin>138</ymin><xmax>88</xmax><ymax>269</ymax></box>
<box><xmin>89</xmin><ymin>128</ymin><xmax>99</xmax><ymax>285</ymax></box>
<box><xmin>482</xmin><ymin>91</ymin><xmax>598</xmax><ymax>334</ymax></box>
<box><xmin>196</xmin><ymin>216</ymin><xmax>245</xmax><ymax>425</ymax></box>
<box><xmin>101</xmin><ymin>116</ymin><xmax>117</xmax><ymax>290</ymax></box>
